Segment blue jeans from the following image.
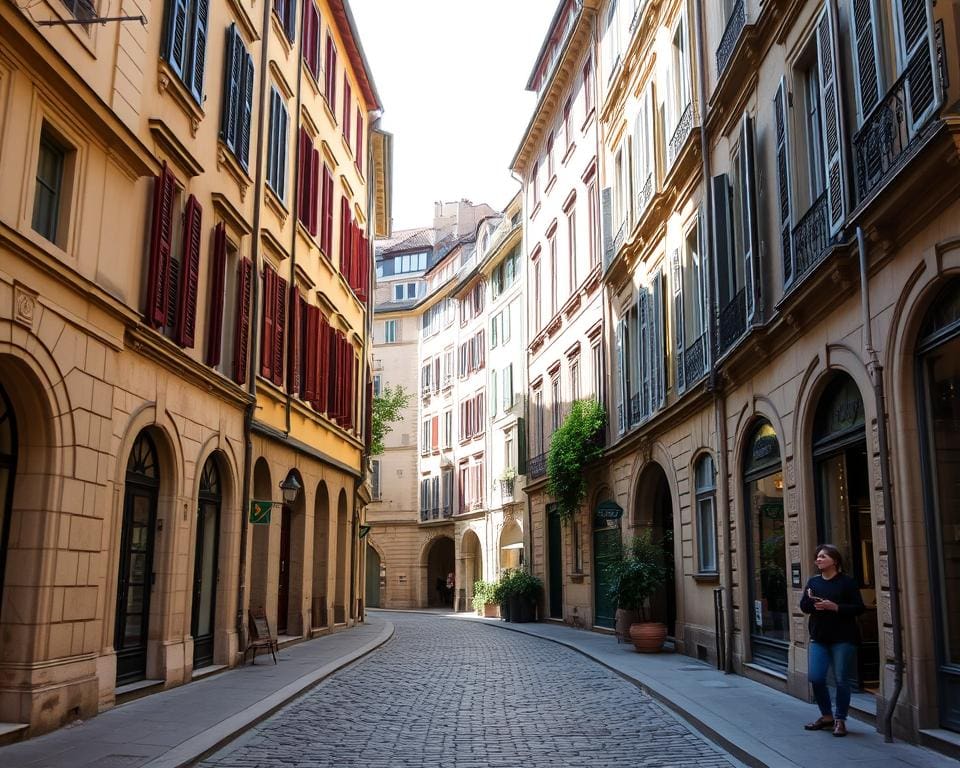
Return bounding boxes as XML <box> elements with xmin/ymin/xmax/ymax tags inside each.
<box><xmin>808</xmin><ymin>641</ymin><xmax>856</xmax><ymax>720</ymax></box>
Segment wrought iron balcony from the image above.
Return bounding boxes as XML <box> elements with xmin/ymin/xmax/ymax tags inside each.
<box><xmin>667</xmin><ymin>102</ymin><xmax>695</xmax><ymax>170</ymax></box>
<box><xmin>636</xmin><ymin>172</ymin><xmax>654</xmax><ymax>218</ymax></box>
<box><xmin>718</xmin><ymin>288</ymin><xmax>746</xmax><ymax>355</ymax></box>
<box><xmin>529</xmin><ymin>452</ymin><xmax>547</xmax><ymax>479</ymax></box>
<box><xmin>617</xmin><ymin>403</ymin><xmax>624</xmax><ymax>432</ymax></box>
<box><xmin>853</xmin><ymin>43</ymin><xmax>939</xmax><ymax>203</ymax></box>
<box><xmin>791</xmin><ymin>192</ymin><xmax>829</xmax><ymax>283</ymax></box>
<box><xmin>629</xmin><ymin>393</ymin><xmax>641</xmax><ymax>427</ymax></box>
<box><xmin>683</xmin><ymin>332</ymin><xmax>708</xmax><ymax>386</ymax></box>
<box><xmin>716</xmin><ymin>0</ymin><xmax>745</xmax><ymax>78</ymax></box>
<box><xmin>613</xmin><ymin>222</ymin><xmax>625</xmax><ymax>257</ymax></box>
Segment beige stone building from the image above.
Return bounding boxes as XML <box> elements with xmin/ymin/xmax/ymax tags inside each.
<box><xmin>0</xmin><ymin>0</ymin><xmax>389</xmax><ymax>738</ymax></box>
<box><xmin>557</xmin><ymin>0</ymin><xmax>960</xmax><ymax>751</ymax></box>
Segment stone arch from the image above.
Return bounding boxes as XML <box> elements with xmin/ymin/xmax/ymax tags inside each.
<box><xmin>420</xmin><ymin>534</ymin><xmax>454</xmax><ymax>608</ymax></box>
<box><xmin>334</xmin><ymin>487</ymin><xmax>348</xmax><ymax>623</ymax></box>
<box><xmin>460</xmin><ymin>527</ymin><xmax>483</xmax><ymax>609</ymax></box>
<box><xmin>498</xmin><ymin>519</ymin><xmax>523</xmax><ymax>573</ymax></box>
<box><xmin>364</xmin><ymin>537</ymin><xmax>386</xmax><ymax>610</ymax></box>
<box><xmin>281</xmin><ymin>468</ymin><xmax>307</xmax><ymax>636</ymax></box>
<box><xmin>311</xmin><ymin>480</ymin><xmax>330</xmax><ymax>628</ymax></box>
<box><xmin>0</xmin><ymin>352</ymin><xmax>61</xmax><ymax>668</ymax></box>
<box><xmin>249</xmin><ymin>457</ymin><xmax>272</xmax><ymax>622</ymax></box>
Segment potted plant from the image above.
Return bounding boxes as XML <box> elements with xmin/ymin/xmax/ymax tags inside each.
<box><xmin>472</xmin><ymin>580</ymin><xmax>499</xmax><ymax>618</ymax></box>
<box><xmin>492</xmin><ymin>575</ymin><xmax>510</xmax><ymax>622</ymax></box>
<box><xmin>605</xmin><ymin>530</ymin><xmax>670</xmax><ymax>652</ymax></box>
<box><xmin>499</xmin><ymin>467</ymin><xmax>517</xmax><ymax>497</ymax></box>
<box><xmin>496</xmin><ymin>569</ymin><xmax>543</xmax><ymax>623</ymax></box>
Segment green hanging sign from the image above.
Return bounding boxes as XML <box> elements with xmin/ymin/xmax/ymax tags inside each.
<box><xmin>249</xmin><ymin>499</ymin><xmax>273</xmax><ymax>525</ymax></box>
<box><xmin>359</xmin><ymin>524</ymin><xmax>371</xmax><ymax>540</ymax></box>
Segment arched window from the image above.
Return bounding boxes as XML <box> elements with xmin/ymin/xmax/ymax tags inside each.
<box><xmin>192</xmin><ymin>456</ymin><xmax>222</xmax><ymax>668</ymax></box>
<box><xmin>694</xmin><ymin>454</ymin><xmax>717</xmax><ymax>574</ymax></box>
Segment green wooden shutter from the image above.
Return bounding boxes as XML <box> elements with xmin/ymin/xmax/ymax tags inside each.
<box><xmin>773</xmin><ymin>77</ymin><xmax>794</xmax><ymax>285</ymax></box>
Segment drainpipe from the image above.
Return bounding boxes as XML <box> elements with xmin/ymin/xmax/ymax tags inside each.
<box><xmin>237</xmin><ymin>0</ymin><xmax>273</xmax><ymax>653</ymax></box>
<box><xmin>857</xmin><ymin>227</ymin><xmax>904</xmax><ymax>742</ymax></box>
<box><xmin>694</xmin><ymin>0</ymin><xmax>733</xmax><ymax>673</ymax></box>
<box><xmin>285</xmin><ymin>34</ymin><xmax>306</xmax><ymax>437</ymax></box>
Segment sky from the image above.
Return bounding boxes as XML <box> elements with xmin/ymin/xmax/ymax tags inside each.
<box><xmin>350</xmin><ymin>0</ymin><xmax>558</xmax><ymax>231</ymax></box>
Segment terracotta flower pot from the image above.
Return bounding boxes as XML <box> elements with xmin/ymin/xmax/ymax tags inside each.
<box><xmin>482</xmin><ymin>603</ymin><xmax>499</xmax><ymax>619</ymax></box>
<box><xmin>615</xmin><ymin>609</ymin><xmax>639</xmax><ymax>644</ymax></box>
<box><xmin>628</xmin><ymin>621</ymin><xmax>667</xmax><ymax>653</ymax></box>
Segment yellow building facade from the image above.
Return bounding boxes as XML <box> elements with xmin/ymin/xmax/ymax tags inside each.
<box><xmin>0</xmin><ymin>0</ymin><xmax>388</xmax><ymax>738</ymax></box>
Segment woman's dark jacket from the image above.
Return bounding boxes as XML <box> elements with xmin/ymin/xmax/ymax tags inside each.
<box><xmin>799</xmin><ymin>573</ymin><xmax>865</xmax><ymax>644</ymax></box>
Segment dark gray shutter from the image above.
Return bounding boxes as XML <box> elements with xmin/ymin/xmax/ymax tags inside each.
<box><xmin>165</xmin><ymin>0</ymin><xmax>189</xmax><ymax>77</ymax></box>
<box><xmin>817</xmin><ymin>7</ymin><xmax>847</xmax><ymax>237</ymax></box>
<box><xmin>671</xmin><ymin>249</ymin><xmax>685</xmax><ymax>394</ymax></box>
<box><xmin>221</xmin><ymin>25</ymin><xmax>240</xmax><ymax>151</ymax></box>
<box><xmin>738</xmin><ymin>113</ymin><xmax>759</xmax><ymax>323</ymax></box>
<box><xmin>712</xmin><ymin>174</ymin><xmax>733</xmax><ymax>309</ymax></box>
<box><xmin>652</xmin><ymin>271</ymin><xmax>665</xmax><ymax>411</ymax></box>
<box><xmin>601</xmin><ymin>186</ymin><xmax>613</xmax><ymax>267</ymax></box>
<box><xmin>615</xmin><ymin>318</ymin><xmax>625</xmax><ymax>432</ymax></box>
<box><xmin>897</xmin><ymin>0</ymin><xmax>939</xmax><ymax>132</ymax></box>
<box><xmin>773</xmin><ymin>77</ymin><xmax>794</xmax><ymax>286</ymax></box>
<box><xmin>850</xmin><ymin>0</ymin><xmax>882</xmax><ymax>121</ymax></box>
<box><xmin>239</xmin><ymin>53</ymin><xmax>254</xmax><ymax>168</ymax></box>
<box><xmin>189</xmin><ymin>0</ymin><xmax>209</xmax><ymax>103</ymax></box>
<box><xmin>639</xmin><ymin>288</ymin><xmax>651</xmax><ymax>418</ymax></box>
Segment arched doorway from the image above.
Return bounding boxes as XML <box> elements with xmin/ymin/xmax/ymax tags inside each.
<box><xmin>334</xmin><ymin>489</ymin><xmax>348</xmax><ymax>623</ymax></box>
<box><xmin>311</xmin><ymin>481</ymin><xmax>329</xmax><ymax>629</ymax></box>
<box><xmin>426</xmin><ymin>536</ymin><xmax>454</xmax><ymax>607</ymax></box>
<box><xmin>917</xmin><ymin>278</ymin><xmax>960</xmax><ymax>732</ymax></box>
<box><xmin>0</xmin><ymin>383</ymin><xmax>17</xmax><ymax>626</ymax></box>
<box><xmin>743</xmin><ymin>421</ymin><xmax>787</xmax><ymax>671</ymax></box>
<box><xmin>192</xmin><ymin>456</ymin><xmax>221</xmax><ymax>669</ymax></box>
<box><xmin>365</xmin><ymin>543</ymin><xmax>382</xmax><ymax>608</ymax></box>
<box><xmin>116</xmin><ymin>431</ymin><xmax>161</xmax><ymax>685</ymax></box>
<box><xmin>499</xmin><ymin>520</ymin><xmax>523</xmax><ymax>573</ymax></box>
<box><xmin>634</xmin><ymin>464</ymin><xmax>676</xmax><ymax>636</ymax></box>
<box><xmin>592</xmin><ymin>498</ymin><xmax>622</xmax><ymax>630</ymax></box>
<box><xmin>250</xmin><ymin>458</ymin><xmax>272</xmax><ymax>625</ymax></box>
<box><xmin>277</xmin><ymin>505</ymin><xmax>292</xmax><ymax>634</ymax></box>
<box><xmin>277</xmin><ymin>470</ymin><xmax>306</xmax><ymax>637</ymax></box>
<box><xmin>813</xmin><ymin>374</ymin><xmax>878</xmax><ymax>692</ymax></box>
<box><xmin>460</xmin><ymin>529</ymin><xmax>482</xmax><ymax>611</ymax></box>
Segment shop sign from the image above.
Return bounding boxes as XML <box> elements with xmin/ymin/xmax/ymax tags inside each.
<box><xmin>249</xmin><ymin>499</ymin><xmax>273</xmax><ymax>525</ymax></box>
<box><xmin>595</xmin><ymin>500</ymin><xmax>624</xmax><ymax>520</ymax></box>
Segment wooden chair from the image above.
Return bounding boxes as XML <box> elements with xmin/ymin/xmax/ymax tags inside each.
<box><xmin>245</xmin><ymin>607</ymin><xmax>278</xmax><ymax>665</ymax></box>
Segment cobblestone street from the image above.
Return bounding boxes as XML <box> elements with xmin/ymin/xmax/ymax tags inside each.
<box><xmin>200</xmin><ymin>612</ymin><xmax>735</xmax><ymax>768</ymax></box>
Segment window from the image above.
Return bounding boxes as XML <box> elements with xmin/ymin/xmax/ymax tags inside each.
<box><xmin>491</xmin><ymin>314</ymin><xmax>499</xmax><ymax>348</ymax></box>
<box><xmin>570</xmin><ymin>357</ymin><xmax>580</xmax><ymax>403</ymax></box>
<box><xmin>421</xmin><ymin>419</ymin><xmax>430</xmax><ymax>455</ymax></box>
<box><xmin>674</xmin><ymin>219</ymin><xmax>708</xmax><ymax>393</ymax></box>
<box><xmin>491</xmin><ymin>369</ymin><xmax>498</xmax><ymax>417</ymax></box>
<box><xmin>383</xmin><ymin>319</ymin><xmax>397</xmax><ymax>343</ymax></box>
<box><xmin>613</xmin><ymin>145</ymin><xmax>626</xmax><ymax>231</ymax></box>
<box><xmin>220</xmin><ymin>25</ymin><xmax>255</xmax><ymax>170</ymax></box>
<box><xmin>393</xmin><ymin>282</ymin><xmax>417</xmax><ymax>301</ymax></box>
<box><xmin>441</xmin><ymin>468</ymin><xmax>453</xmax><ymax>516</ymax></box>
<box><xmin>373</xmin><ymin>374</ymin><xmax>381</xmax><ymax>396</ymax></box>
<box><xmin>563</xmin><ymin>97</ymin><xmax>573</xmax><ymax>151</ymax></box>
<box><xmin>587</xmin><ymin>174</ymin><xmax>599</xmax><ymax>268</ymax></box>
<box><xmin>695</xmin><ymin>454</ymin><xmax>717</xmax><ymax>573</ymax></box>
<box><xmin>371</xmin><ymin>459</ymin><xmax>381</xmax><ymax>500</ymax></box>
<box><xmin>548</xmin><ymin>230</ymin><xmax>558</xmax><ymax>316</ymax></box>
<box><xmin>302</xmin><ymin>2</ymin><xmax>321</xmax><ymax>81</ymax></box>
<box><xmin>60</xmin><ymin>0</ymin><xmax>96</xmax><ymax>25</ymax></box>
<box><xmin>533</xmin><ymin>255</ymin><xmax>542</xmax><ymax>332</ymax></box>
<box><xmin>267</xmin><ymin>87</ymin><xmax>289</xmax><ymax>201</ymax></box>
<box><xmin>551</xmin><ymin>374</ymin><xmax>561</xmax><ymax>431</ymax></box>
<box><xmin>583</xmin><ymin>56</ymin><xmax>594</xmax><ymax>117</ymax></box>
<box><xmin>163</xmin><ymin>0</ymin><xmax>209</xmax><ymax>103</ymax></box>
<box><xmin>546</xmin><ymin>131</ymin><xmax>555</xmax><ymax>180</ymax></box>
<box><xmin>803</xmin><ymin>59</ymin><xmax>826</xmax><ymax>202</ymax></box>
<box><xmin>443</xmin><ymin>349</ymin><xmax>453</xmax><ymax>385</ymax></box>
<box><xmin>355</xmin><ymin>108</ymin><xmax>364</xmax><ymax>173</ymax></box>
<box><xmin>501</xmin><ymin>363</ymin><xmax>514</xmax><ymax>411</ymax></box>
<box><xmin>297</xmin><ymin>128</ymin><xmax>320</xmax><ymax>235</ymax></box>
<box><xmin>502</xmin><ymin>303</ymin><xmax>512</xmax><ymax>343</ymax></box>
<box><xmin>342</xmin><ymin>74</ymin><xmax>352</xmax><ymax>143</ymax></box>
<box><xmin>633</xmin><ymin>83</ymin><xmax>655</xmax><ymax>214</ymax></box>
<box><xmin>324</xmin><ymin>35</ymin><xmax>338</xmax><ymax>108</ymax></box>
<box><xmin>320</xmin><ymin>164</ymin><xmax>334</xmax><ymax>255</ymax></box>
<box><xmin>32</xmin><ymin>128</ymin><xmax>67</xmax><ymax>244</ymax></box>
<box><xmin>566</xmin><ymin>204</ymin><xmax>577</xmax><ymax>295</ymax></box>
<box><xmin>531</xmin><ymin>159</ymin><xmax>539</xmax><ymax>208</ymax></box>
<box><xmin>592</xmin><ymin>341</ymin><xmax>603</xmax><ymax>403</ymax></box>
<box><xmin>443</xmin><ymin>409</ymin><xmax>453</xmax><ymax>448</ymax></box>
<box><xmin>669</xmin><ymin>14</ymin><xmax>691</xmax><ymax>131</ymax></box>
<box><xmin>573</xmin><ymin>518</ymin><xmax>583</xmax><ymax>573</ymax></box>
<box><xmin>534</xmin><ymin>386</ymin><xmax>544</xmax><ymax>453</ymax></box>
<box><xmin>274</xmin><ymin>0</ymin><xmax>296</xmax><ymax>41</ymax></box>
<box><xmin>204</xmin><ymin>224</ymin><xmax>243</xmax><ymax>380</ymax></box>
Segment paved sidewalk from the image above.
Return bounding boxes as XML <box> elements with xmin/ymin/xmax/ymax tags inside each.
<box><xmin>0</xmin><ymin>617</ymin><xmax>393</xmax><ymax>768</ymax></box>
<box><xmin>440</xmin><ymin>611</ymin><xmax>952</xmax><ymax>768</ymax></box>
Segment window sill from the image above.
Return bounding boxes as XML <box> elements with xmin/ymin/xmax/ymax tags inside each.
<box><xmin>270</xmin><ymin>12</ymin><xmax>294</xmax><ymax>58</ymax></box>
<box><xmin>545</xmin><ymin>174</ymin><xmax>557</xmax><ymax>196</ymax></box>
<box><xmin>530</xmin><ymin>202</ymin><xmax>541</xmax><ymax>221</ymax></box>
<box><xmin>692</xmin><ymin>572</ymin><xmax>720</xmax><ymax>584</ymax></box>
<box><xmin>157</xmin><ymin>60</ymin><xmax>205</xmax><ymax>137</ymax></box>
<box><xmin>216</xmin><ymin>142</ymin><xmax>253</xmax><ymax>200</ymax></box>
<box><xmin>264</xmin><ymin>186</ymin><xmax>289</xmax><ymax>227</ymax></box>
<box><xmin>580</xmin><ymin>108</ymin><xmax>596</xmax><ymax>136</ymax></box>
<box><xmin>562</xmin><ymin>142</ymin><xmax>576</xmax><ymax>166</ymax></box>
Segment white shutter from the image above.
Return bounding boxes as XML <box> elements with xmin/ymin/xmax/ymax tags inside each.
<box><xmin>652</xmin><ymin>271</ymin><xmax>665</xmax><ymax>411</ymax></box>
<box><xmin>639</xmin><ymin>288</ymin><xmax>652</xmax><ymax>418</ymax></box>
<box><xmin>773</xmin><ymin>77</ymin><xmax>794</xmax><ymax>286</ymax></box>
<box><xmin>633</xmin><ymin>107</ymin><xmax>645</xmax><ymax>215</ymax></box>
<box><xmin>671</xmin><ymin>249</ymin><xmax>685</xmax><ymax>394</ymax></box>
<box><xmin>817</xmin><ymin>6</ymin><xmax>848</xmax><ymax>237</ymax></box>
<box><xmin>850</xmin><ymin>0</ymin><xmax>884</xmax><ymax>124</ymax></box>
<box><xmin>896</xmin><ymin>0</ymin><xmax>940</xmax><ymax>133</ymax></box>
<box><xmin>738</xmin><ymin>113</ymin><xmax>759</xmax><ymax>323</ymax></box>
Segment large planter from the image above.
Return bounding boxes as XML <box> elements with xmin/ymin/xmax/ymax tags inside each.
<box><xmin>482</xmin><ymin>602</ymin><xmax>499</xmax><ymax>619</ymax></box>
<box><xmin>499</xmin><ymin>600</ymin><xmax>511</xmax><ymax>622</ymax></box>
<box><xmin>628</xmin><ymin>622</ymin><xmax>667</xmax><ymax>653</ymax></box>
<box><xmin>615</xmin><ymin>609</ymin><xmax>640</xmax><ymax>644</ymax></box>
<box><xmin>507</xmin><ymin>595</ymin><xmax>535</xmax><ymax>623</ymax></box>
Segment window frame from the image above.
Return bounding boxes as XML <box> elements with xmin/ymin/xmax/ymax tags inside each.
<box><xmin>694</xmin><ymin>453</ymin><xmax>718</xmax><ymax>575</ymax></box>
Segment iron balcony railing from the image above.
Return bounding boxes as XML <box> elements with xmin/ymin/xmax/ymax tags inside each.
<box><xmin>629</xmin><ymin>393</ymin><xmax>641</xmax><ymax>427</ymax></box>
<box><xmin>420</xmin><ymin>505</ymin><xmax>453</xmax><ymax>522</ymax></box>
<box><xmin>716</xmin><ymin>0</ymin><xmax>745</xmax><ymax>79</ymax></box>
<box><xmin>667</xmin><ymin>101</ymin><xmax>695</xmax><ymax>169</ymax></box>
<box><xmin>791</xmin><ymin>192</ymin><xmax>830</xmax><ymax>282</ymax></box>
<box><xmin>613</xmin><ymin>222</ymin><xmax>625</xmax><ymax>257</ymax></box>
<box><xmin>529</xmin><ymin>452</ymin><xmax>547</xmax><ymax>479</ymax></box>
<box><xmin>853</xmin><ymin>42</ymin><xmax>939</xmax><ymax>203</ymax></box>
<box><xmin>636</xmin><ymin>172</ymin><xmax>654</xmax><ymax>219</ymax></box>
<box><xmin>684</xmin><ymin>332</ymin><xmax>708</xmax><ymax>386</ymax></box>
<box><xmin>718</xmin><ymin>287</ymin><xmax>746</xmax><ymax>355</ymax></box>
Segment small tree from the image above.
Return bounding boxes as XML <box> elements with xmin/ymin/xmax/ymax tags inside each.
<box><xmin>546</xmin><ymin>399</ymin><xmax>606</xmax><ymax>520</ymax></box>
<box><xmin>604</xmin><ymin>531</ymin><xmax>669</xmax><ymax>621</ymax></box>
<box><xmin>371</xmin><ymin>385</ymin><xmax>411</xmax><ymax>456</ymax></box>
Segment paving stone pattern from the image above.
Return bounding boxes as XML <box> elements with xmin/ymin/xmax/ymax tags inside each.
<box><xmin>201</xmin><ymin>612</ymin><xmax>735</xmax><ymax>768</ymax></box>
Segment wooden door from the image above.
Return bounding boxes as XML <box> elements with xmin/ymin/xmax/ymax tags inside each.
<box><xmin>277</xmin><ymin>506</ymin><xmax>292</xmax><ymax>634</ymax></box>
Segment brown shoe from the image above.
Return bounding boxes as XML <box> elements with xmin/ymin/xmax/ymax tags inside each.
<box><xmin>832</xmin><ymin>720</ymin><xmax>847</xmax><ymax>737</ymax></box>
<box><xmin>804</xmin><ymin>717</ymin><xmax>834</xmax><ymax>731</ymax></box>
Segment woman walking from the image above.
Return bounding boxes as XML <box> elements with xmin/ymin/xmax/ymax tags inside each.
<box><xmin>800</xmin><ymin>544</ymin><xmax>865</xmax><ymax>737</ymax></box>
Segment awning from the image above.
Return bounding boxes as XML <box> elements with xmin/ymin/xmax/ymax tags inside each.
<box><xmin>500</xmin><ymin>542</ymin><xmax>524</xmax><ymax>550</ymax></box>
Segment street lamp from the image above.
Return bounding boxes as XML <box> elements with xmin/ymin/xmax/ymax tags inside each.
<box><xmin>279</xmin><ymin>472</ymin><xmax>302</xmax><ymax>504</ymax></box>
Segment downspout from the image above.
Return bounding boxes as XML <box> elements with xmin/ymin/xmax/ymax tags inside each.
<box><xmin>237</xmin><ymin>0</ymin><xmax>273</xmax><ymax>651</ymax></box>
<box><xmin>857</xmin><ymin>227</ymin><xmax>904</xmax><ymax>742</ymax></box>
<box><xmin>694</xmin><ymin>0</ymin><xmax>733</xmax><ymax>674</ymax></box>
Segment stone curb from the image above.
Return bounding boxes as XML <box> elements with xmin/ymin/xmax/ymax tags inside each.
<box><xmin>143</xmin><ymin>618</ymin><xmax>395</xmax><ymax>768</ymax></box>
<box><xmin>447</xmin><ymin>614</ymin><xmax>773</xmax><ymax>768</ymax></box>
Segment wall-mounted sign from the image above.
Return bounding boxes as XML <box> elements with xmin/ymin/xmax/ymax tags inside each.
<box><xmin>596</xmin><ymin>500</ymin><xmax>624</xmax><ymax>520</ymax></box>
<box><xmin>249</xmin><ymin>500</ymin><xmax>273</xmax><ymax>525</ymax></box>
<box><xmin>359</xmin><ymin>524</ymin><xmax>371</xmax><ymax>540</ymax></box>
<box><xmin>791</xmin><ymin>562</ymin><xmax>802</xmax><ymax>588</ymax></box>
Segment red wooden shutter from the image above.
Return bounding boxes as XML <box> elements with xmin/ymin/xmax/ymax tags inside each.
<box><xmin>260</xmin><ymin>266</ymin><xmax>276</xmax><ymax>379</ymax></box>
<box><xmin>355</xmin><ymin>108</ymin><xmax>363</xmax><ymax>171</ymax></box>
<box><xmin>232</xmin><ymin>257</ymin><xmax>252</xmax><ymax>384</ymax></box>
<box><xmin>309</xmin><ymin>148</ymin><xmax>320</xmax><ymax>236</ymax></box>
<box><xmin>304</xmin><ymin>304</ymin><xmax>318</xmax><ymax>404</ymax></box>
<box><xmin>364</xmin><ymin>376</ymin><xmax>373</xmax><ymax>450</ymax></box>
<box><xmin>339</xmin><ymin>196</ymin><xmax>348</xmax><ymax>270</ymax></box>
<box><xmin>297</xmin><ymin>128</ymin><xmax>309</xmax><ymax>230</ymax></box>
<box><xmin>288</xmin><ymin>285</ymin><xmax>302</xmax><ymax>393</ymax></box>
<box><xmin>431</xmin><ymin>416</ymin><xmax>439</xmax><ymax>451</ymax></box>
<box><xmin>175</xmin><ymin>194</ymin><xmax>203</xmax><ymax>347</ymax></box>
<box><xmin>320</xmin><ymin>316</ymin><xmax>332</xmax><ymax>413</ymax></box>
<box><xmin>146</xmin><ymin>162</ymin><xmax>176</xmax><ymax>328</ymax></box>
<box><xmin>205</xmin><ymin>223</ymin><xmax>227</xmax><ymax>366</ymax></box>
<box><xmin>273</xmin><ymin>274</ymin><xmax>287</xmax><ymax>387</ymax></box>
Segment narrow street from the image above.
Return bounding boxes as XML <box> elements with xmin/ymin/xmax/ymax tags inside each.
<box><xmin>200</xmin><ymin>612</ymin><xmax>735</xmax><ymax>768</ymax></box>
